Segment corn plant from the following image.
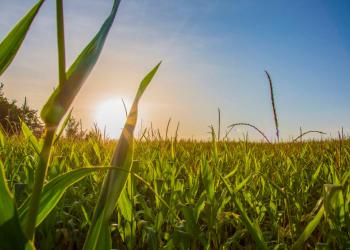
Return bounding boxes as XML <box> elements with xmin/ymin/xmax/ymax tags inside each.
<box><xmin>83</xmin><ymin>62</ymin><xmax>161</xmax><ymax>250</ymax></box>
<box><xmin>1</xmin><ymin>1</ymin><xmax>350</xmax><ymax>249</ymax></box>
<box><xmin>0</xmin><ymin>0</ymin><xmax>120</xmax><ymax>248</ymax></box>
<box><xmin>0</xmin><ymin>0</ymin><xmax>44</xmax><ymax>76</ymax></box>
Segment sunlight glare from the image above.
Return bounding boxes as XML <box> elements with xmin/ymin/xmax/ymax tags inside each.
<box><xmin>93</xmin><ymin>98</ymin><xmax>129</xmax><ymax>138</ymax></box>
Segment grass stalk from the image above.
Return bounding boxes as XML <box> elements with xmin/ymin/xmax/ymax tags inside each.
<box><xmin>227</xmin><ymin>122</ymin><xmax>271</xmax><ymax>143</ymax></box>
<box><xmin>292</xmin><ymin>130</ymin><xmax>326</xmax><ymax>142</ymax></box>
<box><xmin>23</xmin><ymin>1</ymin><xmax>65</xmax><ymax>239</ymax></box>
<box><xmin>265</xmin><ymin>70</ymin><xmax>279</xmax><ymax>142</ymax></box>
<box><xmin>56</xmin><ymin>0</ymin><xmax>66</xmax><ymax>85</ymax></box>
<box><xmin>122</xmin><ymin>98</ymin><xmax>128</xmax><ymax>118</ymax></box>
<box><xmin>217</xmin><ymin>107</ymin><xmax>221</xmax><ymax>141</ymax></box>
<box><xmin>174</xmin><ymin>121</ymin><xmax>180</xmax><ymax>142</ymax></box>
<box><xmin>165</xmin><ymin>118</ymin><xmax>171</xmax><ymax>141</ymax></box>
<box><xmin>23</xmin><ymin>126</ymin><xmax>56</xmax><ymax>239</ymax></box>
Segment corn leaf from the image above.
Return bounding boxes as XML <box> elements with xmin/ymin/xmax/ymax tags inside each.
<box><xmin>83</xmin><ymin>210</ymin><xmax>109</xmax><ymax>250</ymax></box>
<box><xmin>118</xmin><ymin>188</ymin><xmax>133</xmax><ymax>222</ymax></box>
<box><xmin>53</xmin><ymin>108</ymin><xmax>73</xmax><ymax>144</ymax></box>
<box><xmin>323</xmin><ymin>184</ymin><xmax>345</xmax><ymax>229</ymax></box>
<box><xmin>291</xmin><ymin>205</ymin><xmax>324</xmax><ymax>250</ymax></box>
<box><xmin>21</xmin><ymin>121</ymin><xmax>42</xmax><ymax>154</ymax></box>
<box><xmin>0</xmin><ymin>126</ymin><xmax>5</xmax><ymax>148</ymax></box>
<box><xmin>181</xmin><ymin>205</ymin><xmax>208</xmax><ymax>247</ymax></box>
<box><xmin>216</xmin><ymin>168</ymin><xmax>268</xmax><ymax>250</ymax></box>
<box><xmin>0</xmin><ymin>160</ymin><xmax>34</xmax><ymax>250</ymax></box>
<box><xmin>18</xmin><ymin>167</ymin><xmax>113</xmax><ymax>228</ymax></box>
<box><xmin>0</xmin><ymin>0</ymin><xmax>44</xmax><ymax>76</ymax></box>
<box><xmin>41</xmin><ymin>0</ymin><xmax>121</xmax><ymax>126</ymax></box>
<box><xmin>234</xmin><ymin>175</ymin><xmax>251</xmax><ymax>192</ymax></box>
<box><xmin>83</xmin><ymin>62</ymin><xmax>161</xmax><ymax>250</ymax></box>
<box><xmin>200</xmin><ymin>159</ymin><xmax>215</xmax><ymax>202</ymax></box>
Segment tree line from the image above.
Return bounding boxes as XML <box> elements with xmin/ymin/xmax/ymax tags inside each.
<box><xmin>0</xmin><ymin>83</ymin><xmax>43</xmax><ymax>136</ymax></box>
<box><xmin>0</xmin><ymin>83</ymin><xmax>103</xmax><ymax>140</ymax></box>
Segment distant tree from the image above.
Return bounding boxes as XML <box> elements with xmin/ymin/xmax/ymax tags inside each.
<box><xmin>65</xmin><ymin>116</ymin><xmax>85</xmax><ymax>139</ymax></box>
<box><xmin>0</xmin><ymin>85</ymin><xmax>18</xmax><ymax>134</ymax></box>
<box><xmin>19</xmin><ymin>97</ymin><xmax>43</xmax><ymax>136</ymax></box>
<box><xmin>0</xmin><ymin>83</ymin><xmax>43</xmax><ymax>136</ymax></box>
<box><xmin>85</xmin><ymin>122</ymin><xmax>103</xmax><ymax>141</ymax></box>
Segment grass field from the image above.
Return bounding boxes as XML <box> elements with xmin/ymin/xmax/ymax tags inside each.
<box><xmin>2</xmin><ymin>133</ymin><xmax>349</xmax><ymax>249</ymax></box>
<box><xmin>1</xmin><ymin>1</ymin><xmax>349</xmax><ymax>249</ymax></box>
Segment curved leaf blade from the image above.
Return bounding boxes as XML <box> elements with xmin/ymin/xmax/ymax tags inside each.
<box><xmin>0</xmin><ymin>0</ymin><xmax>44</xmax><ymax>76</ymax></box>
<box><xmin>0</xmin><ymin>160</ymin><xmax>34</xmax><ymax>250</ymax></box>
<box><xmin>41</xmin><ymin>0</ymin><xmax>121</xmax><ymax>125</ymax></box>
<box><xmin>291</xmin><ymin>205</ymin><xmax>324</xmax><ymax>250</ymax></box>
<box><xmin>53</xmin><ymin>108</ymin><xmax>73</xmax><ymax>144</ymax></box>
<box><xmin>18</xmin><ymin>167</ymin><xmax>106</xmax><ymax>227</ymax></box>
<box><xmin>83</xmin><ymin>62</ymin><xmax>161</xmax><ymax>250</ymax></box>
<box><xmin>216</xmin><ymin>168</ymin><xmax>268</xmax><ymax>250</ymax></box>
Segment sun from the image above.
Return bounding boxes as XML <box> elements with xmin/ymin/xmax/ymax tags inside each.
<box><xmin>93</xmin><ymin>98</ymin><xmax>128</xmax><ymax>138</ymax></box>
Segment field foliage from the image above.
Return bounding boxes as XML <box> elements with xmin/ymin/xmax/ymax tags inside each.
<box><xmin>2</xmin><ymin>134</ymin><xmax>349</xmax><ymax>249</ymax></box>
<box><xmin>0</xmin><ymin>0</ymin><xmax>349</xmax><ymax>249</ymax></box>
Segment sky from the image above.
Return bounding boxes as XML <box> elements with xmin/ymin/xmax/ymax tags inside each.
<box><xmin>1</xmin><ymin>0</ymin><xmax>350</xmax><ymax>141</ymax></box>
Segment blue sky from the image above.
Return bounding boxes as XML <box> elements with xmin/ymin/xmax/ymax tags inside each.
<box><xmin>1</xmin><ymin>0</ymin><xmax>349</xmax><ymax>140</ymax></box>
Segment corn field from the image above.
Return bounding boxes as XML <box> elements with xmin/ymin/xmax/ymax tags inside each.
<box><xmin>0</xmin><ymin>0</ymin><xmax>349</xmax><ymax>249</ymax></box>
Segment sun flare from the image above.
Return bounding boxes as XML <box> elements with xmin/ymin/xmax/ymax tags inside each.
<box><xmin>93</xmin><ymin>98</ymin><xmax>129</xmax><ymax>138</ymax></box>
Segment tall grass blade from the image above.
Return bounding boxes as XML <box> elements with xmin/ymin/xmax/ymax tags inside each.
<box><xmin>23</xmin><ymin>0</ymin><xmax>120</xmax><ymax>240</ymax></box>
<box><xmin>53</xmin><ymin>108</ymin><xmax>73</xmax><ymax>144</ymax></box>
<box><xmin>165</xmin><ymin>118</ymin><xmax>171</xmax><ymax>140</ymax></box>
<box><xmin>323</xmin><ymin>184</ymin><xmax>345</xmax><ymax>229</ymax></box>
<box><xmin>117</xmin><ymin>188</ymin><xmax>133</xmax><ymax>222</ymax></box>
<box><xmin>83</xmin><ymin>62</ymin><xmax>161</xmax><ymax>250</ymax></box>
<box><xmin>291</xmin><ymin>205</ymin><xmax>324</xmax><ymax>250</ymax></box>
<box><xmin>292</xmin><ymin>130</ymin><xmax>326</xmax><ymax>142</ymax></box>
<box><xmin>175</xmin><ymin>121</ymin><xmax>180</xmax><ymax>142</ymax></box>
<box><xmin>23</xmin><ymin>127</ymin><xmax>56</xmax><ymax>239</ymax></box>
<box><xmin>218</xmin><ymin>107</ymin><xmax>221</xmax><ymax>141</ymax></box>
<box><xmin>122</xmin><ymin>98</ymin><xmax>128</xmax><ymax>117</ymax></box>
<box><xmin>132</xmin><ymin>171</ymin><xmax>178</xmax><ymax>219</ymax></box>
<box><xmin>216</xmin><ymin>169</ymin><xmax>268</xmax><ymax>250</ymax></box>
<box><xmin>19</xmin><ymin>167</ymin><xmax>111</xmax><ymax>228</ymax></box>
<box><xmin>0</xmin><ymin>126</ymin><xmax>5</xmax><ymax>148</ymax></box>
<box><xmin>181</xmin><ymin>205</ymin><xmax>208</xmax><ymax>247</ymax></box>
<box><xmin>21</xmin><ymin>120</ymin><xmax>42</xmax><ymax>154</ymax></box>
<box><xmin>227</xmin><ymin>123</ymin><xmax>271</xmax><ymax>143</ymax></box>
<box><xmin>41</xmin><ymin>0</ymin><xmax>121</xmax><ymax>126</ymax></box>
<box><xmin>56</xmin><ymin>0</ymin><xmax>66</xmax><ymax>85</ymax></box>
<box><xmin>265</xmin><ymin>70</ymin><xmax>279</xmax><ymax>142</ymax></box>
<box><xmin>0</xmin><ymin>0</ymin><xmax>44</xmax><ymax>76</ymax></box>
<box><xmin>0</xmin><ymin>160</ymin><xmax>34</xmax><ymax>250</ymax></box>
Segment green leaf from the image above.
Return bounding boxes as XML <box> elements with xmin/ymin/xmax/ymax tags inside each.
<box><xmin>234</xmin><ymin>175</ymin><xmax>251</xmax><ymax>192</ymax></box>
<box><xmin>83</xmin><ymin>62</ymin><xmax>161</xmax><ymax>250</ymax></box>
<box><xmin>0</xmin><ymin>126</ymin><xmax>5</xmax><ymax>148</ymax></box>
<box><xmin>224</xmin><ymin>164</ymin><xmax>239</xmax><ymax>179</ymax></box>
<box><xmin>291</xmin><ymin>205</ymin><xmax>324</xmax><ymax>250</ymax></box>
<box><xmin>216</xmin><ymin>169</ymin><xmax>268</xmax><ymax>250</ymax></box>
<box><xmin>181</xmin><ymin>205</ymin><xmax>208</xmax><ymax>247</ymax></box>
<box><xmin>83</xmin><ymin>210</ymin><xmax>108</xmax><ymax>250</ymax></box>
<box><xmin>41</xmin><ymin>0</ymin><xmax>121</xmax><ymax>125</ymax></box>
<box><xmin>53</xmin><ymin>108</ymin><xmax>73</xmax><ymax>144</ymax></box>
<box><xmin>0</xmin><ymin>160</ymin><xmax>34</xmax><ymax>250</ymax></box>
<box><xmin>194</xmin><ymin>193</ymin><xmax>206</xmax><ymax>223</ymax></box>
<box><xmin>21</xmin><ymin>120</ymin><xmax>42</xmax><ymax>154</ymax></box>
<box><xmin>0</xmin><ymin>0</ymin><xmax>44</xmax><ymax>76</ymax></box>
<box><xmin>118</xmin><ymin>188</ymin><xmax>133</xmax><ymax>222</ymax></box>
<box><xmin>18</xmin><ymin>167</ymin><xmax>107</xmax><ymax>228</ymax></box>
<box><xmin>323</xmin><ymin>184</ymin><xmax>345</xmax><ymax>229</ymax></box>
<box><xmin>200</xmin><ymin>159</ymin><xmax>215</xmax><ymax>201</ymax></box>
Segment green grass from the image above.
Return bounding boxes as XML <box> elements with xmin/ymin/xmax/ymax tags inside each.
<box><xmin>0</xmin><ymin>1</ymin><xmax>349</xmax><ymax>249</ymax></box>
<box><xmin>2</xmin><ymin>136</ymin><xmax>349</xmax><ymax>249</ymax></box>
